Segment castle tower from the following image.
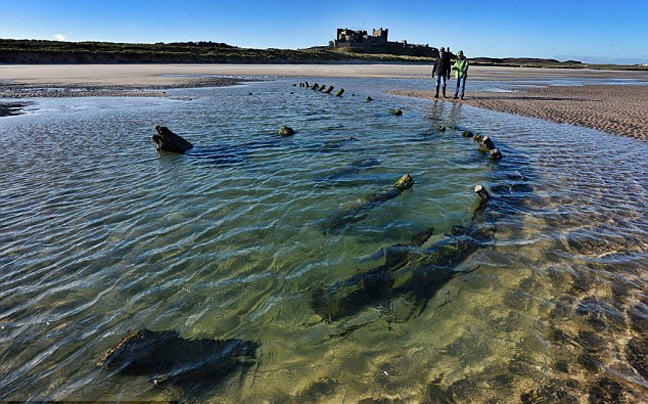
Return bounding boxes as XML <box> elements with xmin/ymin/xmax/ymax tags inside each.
<box><xmin>372</xmin><ymin>28</ymin><xmax>388</xmax><ymax>43</ymax></box>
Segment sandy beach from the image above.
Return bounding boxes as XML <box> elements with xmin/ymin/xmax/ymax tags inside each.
<box><xmin>2</xmin><ymin>64</ymin><xmax>648</xmax><ymax>141</ymax></box>
<box><xmin>391</xmin><ymin>85</ymin><xmax>648</xmax><ymax>142</ymax></box>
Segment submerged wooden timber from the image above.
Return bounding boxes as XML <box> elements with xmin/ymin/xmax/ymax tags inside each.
<box><xmin>278</xmin><ymin>126</ymin><xmax>295</xmax><ymax>136</ymax></box>
<box><xmin>311</xmin><ymin>185</ymin><xmax>498</xmax><ymax>322</ymax></box>
<box><xmin>152</xmin><ymin>125</ymin><xmax>194</xmax><ymax>153</ymax></box>
<box><xmin>475</xmin><ymin>134</ymin><xmax>503</xmax><ymax>159</ymax></box>
<box><xmin>97</xmin><ymin>329</ymin><xmax>259</xmax><ymax>386</ymax></box>
<box><xmin>319</xmin><ymin>173</ymin><xmax>414</xmax><ymax>233</ymax></box>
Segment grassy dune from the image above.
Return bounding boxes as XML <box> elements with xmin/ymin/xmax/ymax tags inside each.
<box><xmin>1</xmin><ymin>39</ymin><xmax>645</xmax><ymax>70</ymax></box>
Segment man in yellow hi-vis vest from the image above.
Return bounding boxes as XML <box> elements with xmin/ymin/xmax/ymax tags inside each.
<box><xmin>453</xmin><ymin>50</ymin><xmax>469</xmax><ymax>100</ymax></box>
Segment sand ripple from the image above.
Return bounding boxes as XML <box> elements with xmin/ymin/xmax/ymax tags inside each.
<box><xmin>392</xmin><ymin>84</ymin><xmax>648</xmax><ymax>142</ymax></box>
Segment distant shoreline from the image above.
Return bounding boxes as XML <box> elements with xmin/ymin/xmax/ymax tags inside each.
<box><xmin>2</xmin><ymin>63</ymin><xmax>647</xmax><ymax>86</ymax></box>
<box><xmin>3</xmin><ymin>39</ymin><xmax>647</xmax><ymax>71</ymax></box>
<box><xmin>2</xmin><ymin>63</ymin><xmax>647</xmax><ymax>142</ymax></box>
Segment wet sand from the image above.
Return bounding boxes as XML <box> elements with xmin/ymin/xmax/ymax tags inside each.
<box><xmin>2</xmin><ymin>64</ymin><xmax>648</xmax><ymax>141</ymax></box>
<box><xmin>391</xmin><ymin>85</ymin><xmax>648</xmax><ymax>142</ymax></box>
<box><xmin>2</xmin><ymin>64</ymin><xmax>646</xmax><ymax>84</ymax></box>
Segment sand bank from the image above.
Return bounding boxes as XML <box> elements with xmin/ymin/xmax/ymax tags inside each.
<box><xmin>3</xmin><ymin>64</ymin><xmax>647</xmax><ymax>85</ymax></box>
<box><xmin>2</xmin><ymin>64</ymin><xmax>648</xmax><ymax>141</ymax></box>
<box><xmin>391</xmin><ymin>85</ymin><xmax>648</xmax><ymax>142</ymax></box>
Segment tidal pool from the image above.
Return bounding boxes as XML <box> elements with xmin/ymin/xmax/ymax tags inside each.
<box><xmin>1</xmin><ymin>77</ymin><xmax>646</xmax><ymax>403</ymax></box>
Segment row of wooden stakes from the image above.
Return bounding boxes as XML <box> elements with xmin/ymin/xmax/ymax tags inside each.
<box><xmin>299</xmin><ymin>81</ymin><xmax>345</xmax><ymax>97</ymax></box>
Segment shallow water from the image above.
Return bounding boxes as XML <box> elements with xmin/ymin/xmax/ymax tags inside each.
<box><xmin>1</xmin><ymin>77</ymin><xmax>647</xmax><ymax>403</ymax></box>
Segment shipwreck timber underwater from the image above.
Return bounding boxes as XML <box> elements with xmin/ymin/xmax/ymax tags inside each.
<box><xmin>319</xmin><ymin>173</ymin><xmax>415</xmax><ymax>233</ymax></box>
<box><xmin>152</xmin><ymin>125</ymin><xmax>194</xmax><ymax>153</ymax></box>
<box><xmin>97</xmin><ymin>329</ymin><xmax>259</xmax><ymax>387</ymax></box>
<box><xmin>310</xmin><ymin>125</ymin><xmax>535</xmax><ymax>325</ymax></box>
<box><xmin>310</xmin><ymin>184</ymin><xmax>498</xmax><ymax>323</ymax></box>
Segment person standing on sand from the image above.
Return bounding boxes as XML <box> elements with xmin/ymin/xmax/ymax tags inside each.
<box><xmin>431</xmin><ymin>47</ymin><xmax>452</xmax><ymax>98</ymax></box>
<box><xmin>452</xmin><ymin>50</ymin><xmax>469</xmax><ymax>100</ymax></box>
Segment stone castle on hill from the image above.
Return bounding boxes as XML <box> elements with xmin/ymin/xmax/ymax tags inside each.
<box><xmin>332</xmin><ymin>27</ymin><xmax>437</xmax><ymax>57</ymax></box>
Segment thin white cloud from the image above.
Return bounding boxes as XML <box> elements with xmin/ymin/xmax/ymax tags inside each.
<box><xmin>54</xmin><ymin>34</ymin><xmax>67</xmax><ymax>41</ymax></box>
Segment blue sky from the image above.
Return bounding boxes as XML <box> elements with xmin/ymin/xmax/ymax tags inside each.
<box><xmin>1</xmin><ymin>0</ymin><xmax>646</xmax><ymax>64</ymax></box>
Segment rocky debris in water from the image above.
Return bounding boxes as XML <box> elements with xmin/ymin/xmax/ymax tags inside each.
<box><xmin>366</xmin><ymin>96</ymin><xmax>373</xmax><ymax>102</ymax></box>
<box><xmin>97</xmin><ymin>329</ymin><xmax>259</xmax><ymax>386</ymax></box>
<box><xmin>1</xmin><ymin>78</ymin><xmax>250</xmax><ymax>98</ymax></box>
<box><xmin>437</xmin><ymin>125</ymin><xmax>446</xmax><ymax>132</ymax></box>
<box><xmin>578</xmin><ymin>352</ymin><xmax>603</xmax><ymax>372</ymax></box>
<box><xmin>426</xmin><ymin>376</ymin><xmax>491</xmax><ymax>404</ymax></box>
<box><xmin>278</xmin><ymin>126</ymin><xmax>295</xmax><ymax>137</ymax></box>
<box><xmin>389</xmin><ymin>108</ymin><xmax>403</xmax><ymax>116</ymax></box>
<box><xmin>426</xmin><ymin>378</ymin><xmax>456</xmax><ymax>403</ymax></box>
<box><xmin>587</xmin><ymin>378</ymin><xmax>625</xmax><ymax>404</ymax></box>
<box><xmin>554</xmin><ymin>360</ymin><xmax>571</xmax><ymax>374</ymax></box>
<box><xmin>520</xmin><ymin>379</ymin><xmax>581</xmax><ymax>404</ymax></box>
<box><xmin>462</xmin><ymin>130</ymin><xmax>474</xmax><ymax>137</ymax></box>
<box><xmin>0</xmin><ymin>101</ymin><xmax>32</xmax><ymax>117</ymax></box>
<box><xmin>152</xmin><ymin>125</ymin><xmax>194</xmax><ymax>153</ymax></box>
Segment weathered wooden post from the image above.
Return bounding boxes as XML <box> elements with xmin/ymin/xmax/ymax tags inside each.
<box><xmin>473</xmin><ymin>135</ymin><xmax>503</xmax><ymax>159</ymax></box>
<box><xmin>278</xmin><ymin>126</ymin><xmax>295</xmax><ymax>137</ymax></box>
<box><xmin>152</xmin><ymin>125</ymin><xmax>194</xmax><ymax>153</ymax></box>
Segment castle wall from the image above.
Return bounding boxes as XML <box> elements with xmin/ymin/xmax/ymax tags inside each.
<box><xmin>333</xmin><ymin>27</ymin><xmax>431</xmax><ymax>55</ymax></box>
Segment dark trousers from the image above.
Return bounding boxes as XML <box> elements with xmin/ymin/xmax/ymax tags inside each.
<box><xmin>435</xmin><ymin>74</ymin><xmax>448</xmax><ymax>89</ymax></box>
<box><xmin>454</xmin><ymin>75</ymin><xmax>467</xmax><ymax>98</ymax></box>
